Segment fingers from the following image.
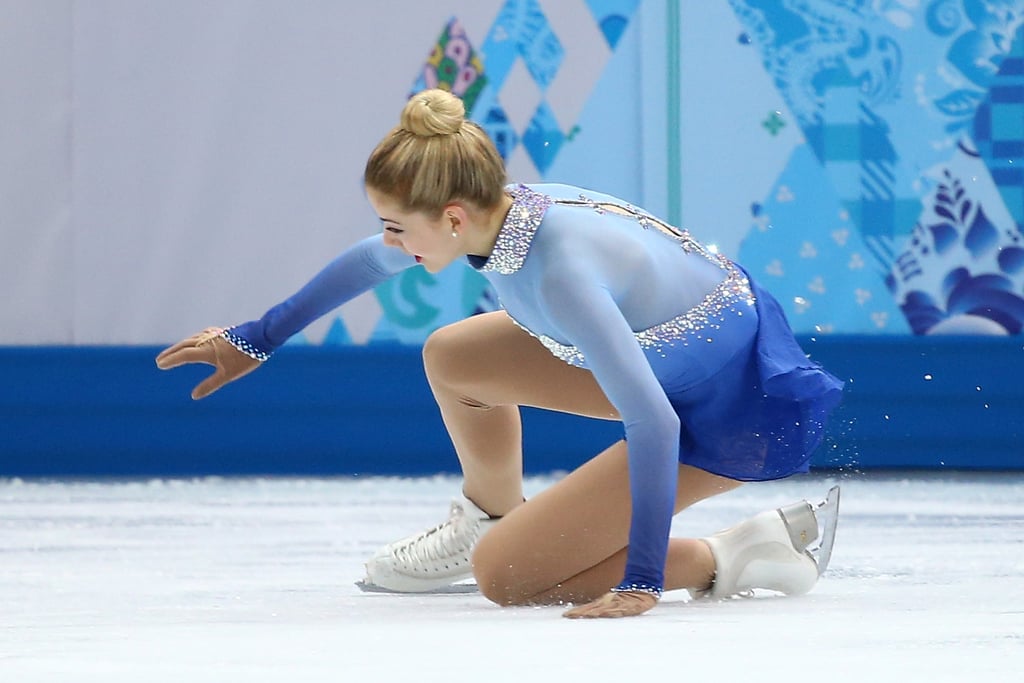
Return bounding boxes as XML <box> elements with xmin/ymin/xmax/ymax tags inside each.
<box><xmin>192</xmin><ymin>369</ymin><xmax>228</xmax><ymax>400</ymax></box>
<box><xmin>155</xmin><ymin>327</ymin><xmax>261</xmax><ymax>400</ymax></box>
<box><xmin>562</xmin><ymin>591</ymin><xmax>658</xmax><ymax>619</ymax></box>
<box><xmin>155</xmin><ymin>327</ymin><xmax>224</xmax><ymax>369</ymax></box>
<box><xmin>156</xmin><ymin>345</ymin><xmax>218</xmax><ymax>370</ymax></box>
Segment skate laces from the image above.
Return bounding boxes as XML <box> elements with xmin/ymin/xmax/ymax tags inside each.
<box><xmin>388</xmin><ymin>499</ymin><xmax>481</xmax><ymax>570</ymax></box>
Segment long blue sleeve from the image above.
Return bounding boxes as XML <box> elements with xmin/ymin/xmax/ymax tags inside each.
<box><xmin>536</xmin><ymin>263</ymin><xmax>680</xmax><ymax>591</ymax></box>
<box><xmin>229</xmin><ymin>235</ymin><xmax>414</xmax><ymax>357</ymax></box>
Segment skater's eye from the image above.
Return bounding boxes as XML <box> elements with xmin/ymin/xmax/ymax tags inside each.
<box><xmin>378</xmin><ymin>215</ymin><xmax>404</xmax><ymax>234</ymax></box>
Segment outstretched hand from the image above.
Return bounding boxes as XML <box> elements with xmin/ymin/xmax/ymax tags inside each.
<box><xmin>155</xmin><ymin>327</ymin><xmax>260</xmax><ymax>399</ymax></box>
<box><xmin>562</xmin><ymin>591</ymin><xmax>658</xmax><ymax>619</ymax></box>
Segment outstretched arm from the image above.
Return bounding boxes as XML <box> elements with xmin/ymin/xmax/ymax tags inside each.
<box><xmin>156</xmin><ymin>234</ymin><xmax>415</xmax><ymax>398</ymax></box>
<box><xmin>228</xmin><ymin>234</ymin><xmax>415</xmax><ymax>356</ymax></box>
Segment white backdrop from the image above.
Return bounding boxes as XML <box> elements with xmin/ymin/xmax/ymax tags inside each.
<box><xmin>1</xmin><ymin>0</ymin><xmax>655</xmax><ymax>345</ymax></box>
<box><xmin>1</xmin><ymin>1</ymin><xmax>74</xmax><ymax>343</ymax></box>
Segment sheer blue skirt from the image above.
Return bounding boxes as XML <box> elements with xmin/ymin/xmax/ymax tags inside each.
<box><xmin>666</xmin><ymin>271</ymin><xmax>844</xmax><ymax>481</ymax></box>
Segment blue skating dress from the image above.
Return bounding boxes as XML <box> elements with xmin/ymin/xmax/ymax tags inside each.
<box><xmin>225</xmin><ymin>183</ymin><xmax>844</xmax><ymax>596</ymax></box>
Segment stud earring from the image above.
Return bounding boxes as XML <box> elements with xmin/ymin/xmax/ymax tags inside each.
<box><xmin>451</xmin><ymin>230</ymin><xmax>458</xmax><ymax>238</ymax></box>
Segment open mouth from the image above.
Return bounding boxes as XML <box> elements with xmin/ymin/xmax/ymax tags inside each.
<box><xmin>414</xmin><ymin>255</ymin><xmax>423</xmax><ymax>263</ymax></box>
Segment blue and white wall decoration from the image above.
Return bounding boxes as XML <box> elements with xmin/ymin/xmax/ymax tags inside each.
<box><xmin>726</xmin><ymin>0</ymin><xmax>1024</xmax><ymax>335</ymax></box>
<box><xmin>6</xmin><ymin>2</ymin><xmax>1022</xmax><ymax>346</ymax></box>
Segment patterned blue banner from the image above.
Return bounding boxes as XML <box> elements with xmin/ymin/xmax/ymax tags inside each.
<box><xmin>732</xmin><ymin>0</ymin><xmax>1024</xmax><ymax>335</ymax></box>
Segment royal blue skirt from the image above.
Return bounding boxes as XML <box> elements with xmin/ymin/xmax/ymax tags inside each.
<box><xmin>665</xmin><ymin>270</ymin><xmax>844</xmax><ymax>481</ymax></box>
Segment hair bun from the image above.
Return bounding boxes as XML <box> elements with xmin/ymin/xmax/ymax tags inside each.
<box><xmin>400</xmin><ymin>89</ymin><xmax>465</xmax><ymax>137</ymax></box>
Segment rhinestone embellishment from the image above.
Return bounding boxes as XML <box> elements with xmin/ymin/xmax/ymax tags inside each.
<box><xmin>479</xmin><ymin>185</ymin><xmax>552</xmax><ymax>275</ymax></box>
<box><xmin>509</xmin><ymin>263</ymin><xmax>754</xmax><ymax>367</ymax></box>
<box><xmin>222</xmin><ymin>328</ymin><xmax>270</xmax><ymax>362</ymax></box>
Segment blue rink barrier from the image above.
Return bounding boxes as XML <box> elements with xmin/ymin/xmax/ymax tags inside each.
<box><xmin>1</xmin><ymin>336</ymin><xmax>1021</xmax><ymax>477</ymax></box>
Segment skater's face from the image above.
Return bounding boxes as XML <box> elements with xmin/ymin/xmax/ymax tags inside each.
<box><xmin>367</xmin><ymin>188</ymin><xmax>467</xmax><ymax>274</ymax></box>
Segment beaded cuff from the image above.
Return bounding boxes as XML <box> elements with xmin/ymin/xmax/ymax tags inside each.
<box><xmin>221</xmin><ymin>328</ymin><xmax>271</xmax><ymax>362</ymax></box>
<box><xmin>611</xmin><ymin>581</ymin><xmax>663</xmax><ymax>598</ymax></box>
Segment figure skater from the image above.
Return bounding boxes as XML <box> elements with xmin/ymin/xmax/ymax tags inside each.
<box><xmin>157</xmin><ymin>88</ymin><xmax>843</xmax><ymax>618</ymax></box>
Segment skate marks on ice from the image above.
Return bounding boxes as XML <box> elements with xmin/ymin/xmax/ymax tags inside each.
<box><xmin>4</xmin><ymin>475</ymin><xmax>1024</xmax><ymax>681</ymax></box>
<box><xmin>354</xmin><ymin>579</ymin><xmax>479</xmax><ymax>594</ymax></box>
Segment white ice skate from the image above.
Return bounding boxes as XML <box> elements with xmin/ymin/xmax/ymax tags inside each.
<box><xmin>357</xmin><ymin>495</ymin><xmax>497</xmax><ymax>594</ymax></box>
<box><xmin>691</xmin><ymin>485</ymin><xmax>841</xmax><ymax>600</ymax></box>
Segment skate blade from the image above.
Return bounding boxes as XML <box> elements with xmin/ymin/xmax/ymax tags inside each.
<box><xmin>809</xmin><ymin>485</ymin><xmax>840</xmax><ymax>576</ymax></box>
<box><xmin>354</xmin><ymin>579</ymin><xmax>480</xmax><ymax>595</ymax></box>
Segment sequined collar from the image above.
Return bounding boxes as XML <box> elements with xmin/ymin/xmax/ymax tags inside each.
<box><xmin>476</xmin><ymin>184</ymin><xmax>552</xmax><ymax>275</ymax></box>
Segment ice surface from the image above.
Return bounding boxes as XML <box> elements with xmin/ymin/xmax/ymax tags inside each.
<box><xmin>2</xmin><ymin>472</ymin><xmax>1022</xmax><ymax>682</ymax></box>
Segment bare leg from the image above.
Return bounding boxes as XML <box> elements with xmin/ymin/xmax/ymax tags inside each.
<box><xmin>473</xmin><ymin>442</ymin><xmax>742</xmax><ymax>606</ymax></box>
<box><xmin>422</xmin><ymin>311</ymin><xmax>619</xmax><ymax>516</ymax></box>
<box><xmin>424</xmin><ymin>310</ymin><xmax>742</xmax><ymax>606</ymax></box>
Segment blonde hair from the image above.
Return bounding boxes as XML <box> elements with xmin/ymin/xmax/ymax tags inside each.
<box><xmin>364</xmin><ymin>89</ymin><xmax>506</xmax><ymax>216</ymax></box>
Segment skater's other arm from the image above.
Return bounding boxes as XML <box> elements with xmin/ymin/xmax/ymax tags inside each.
<box><xmin>227</xmin><ymin>234</ymin><xmax>414</xmax><ymax>356</ymax></box>
<box><xmin>156</xmin><ymin>234</ymin><xmax>415</xmax><ymax>398</ymax></box>
<box><xmin>536</xmin><ymin>261</ymin><xmax>680</xmax><ymax>597</ymax></box>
